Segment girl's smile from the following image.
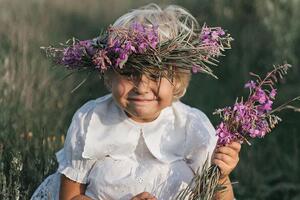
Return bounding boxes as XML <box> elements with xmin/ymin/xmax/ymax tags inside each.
<box><xmin>127</xmin><ymin>94</ymin><xmax>158</xmax><ymax>105</ymax></box>
<box><xmin>128</xmin><ymin>98</ymin><xmax>156</xmax><ymax>105</ymax></box>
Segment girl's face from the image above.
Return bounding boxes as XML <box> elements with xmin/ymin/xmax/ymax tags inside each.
<box><xmin>110</xmin><ymin>70</ymin><xmax>174</xmax><ymax>123</ymax></box>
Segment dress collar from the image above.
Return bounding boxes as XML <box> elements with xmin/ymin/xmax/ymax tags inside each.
<box><xmin>82</xmin><ymin>94</ymin><xmax>186</xmax><ymax>163</ymax></box>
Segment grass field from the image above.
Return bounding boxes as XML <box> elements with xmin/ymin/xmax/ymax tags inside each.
<box><xmin>0</xmin><ymin>0</ymin><xmax>299</xmax><ymax>199</ymax></box>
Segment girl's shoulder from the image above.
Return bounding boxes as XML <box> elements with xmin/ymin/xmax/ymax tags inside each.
<box><xmin>74</xmin><ymin>94</ymin><xmax>113</xmax><ymax>117</ymax></box>
<box><xmin>173</xmin><ymin>101</ymin><xmax>217</xmax><ymax>147</ymax></box>
<box><xmin>172</xmin><ymin>101</ymin><xmax>211</xmax><ymax>124</ymax></box>
<box><xmin>61</xmin><ymin>94</ymin><xmax>116</xmax><ymax>162</ymax></box>
<box><xmin>70</xmin><ymin>94</ymin><xmax>120</xmax><ymax>127</ymax></box>
<box><xmin>65</xmin><ymin>93</ymin><xmax>115</xmax><ymax>147</ymax></box>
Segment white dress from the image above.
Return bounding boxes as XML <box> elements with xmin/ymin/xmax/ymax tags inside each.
<box><xmin>31</xmin><ymin>94</ymin><xmax>218</xmax><ymax>200</ymax></box>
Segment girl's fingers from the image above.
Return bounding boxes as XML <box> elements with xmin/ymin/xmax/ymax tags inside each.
<box><xmin>213</xmin><ymin>142</ymin><xmax>241</xmax><ymax>177</ymax></box>
<box><xmin>228</xmin><ymin>141</ymin><xmax>241</xmax><ymax>152</ymax></box>
<box><xmin>132</xmin><ymin>192</ymin><xmax>156</xmax><ymax>200</ymax></box>
<box><xmin>215</xmin><ymin>142</ymin><xmax>241</xmax><ymax>156</ymax></box>
<box><xmin>214</xmin><ymin>153</ymin><xmax>234</xmax><ymax>165</ymax></box>
<box><xmin>215</xmin><ymin>146</ymin><xmax>237</xmax><ymax>157</ymax></box>
<box><xmin>213</xmin><ymin>158</ymin><xmax>230</xmax><ymax>172</ymax></box>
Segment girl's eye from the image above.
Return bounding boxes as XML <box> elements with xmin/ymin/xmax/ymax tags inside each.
<box><xmin>120</xmin><ymin>71</ymin><xmax>133</xmax><ymax>77</ymax></box>
<box><xmin>119</xmin><ymin>69</ymin><xmax>161</xmax><ymax>81</ymax></box>
<box><xmin>119</xmin><ymin>70</ymin><xmax>140</xmax><ymax>81</ymax></box>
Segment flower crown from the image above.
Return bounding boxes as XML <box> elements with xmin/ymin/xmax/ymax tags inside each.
<box><xmin>42</xmin><ymin>22</ymin><xmax>233</xmax><ymax>79</ymax></box>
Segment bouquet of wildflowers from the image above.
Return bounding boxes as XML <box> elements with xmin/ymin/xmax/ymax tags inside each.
<box><xmin>41</xmin><ymin>22</ymin><xmax>233</xmax><ymax>81</ymax></box>
<box><xmin>215</xmin><ymin>64</ymin><xmax>300</xmax><ymax>145</ymax></box>
<box><xmin>177</xmin><ymin>64</ymin><xmax>300</xmax><ymax>200</ymax></box>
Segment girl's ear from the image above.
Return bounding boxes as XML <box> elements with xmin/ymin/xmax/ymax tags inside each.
<box><xmin>172</xmin><ymin>73</ymin><xmax>190</xmax><ymax>100</ymax></box>
<box><xmin>173</xmin><ymin>84</ymin><xmax>187</xmax><ymax>100</ymax></box>
<box><xmin>172</xmin><ymin>78</ymin><xmax>182</xmax><ymax>100</ymax></box>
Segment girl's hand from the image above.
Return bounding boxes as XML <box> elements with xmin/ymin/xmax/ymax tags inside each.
<box><xmin>213</xmin><ymin>141</ymin><xmax>241</xmax><ymax>179</ymax></box>
<box><xmin>131</xmin><ymin>192</ymin><xmax>157</xmax><ymax>200</ymax></box>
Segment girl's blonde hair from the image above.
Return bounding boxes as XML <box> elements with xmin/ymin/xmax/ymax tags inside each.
<box><xmin>106</xmin><ymin>3</ymin><xmax>198</xmax><ymax>100</ymax></box>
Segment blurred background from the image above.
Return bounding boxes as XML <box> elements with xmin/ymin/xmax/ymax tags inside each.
<box><xmin>0</xmin><ymin>0</ymin><xmax>299</xmax><ymax>199</ymax></box>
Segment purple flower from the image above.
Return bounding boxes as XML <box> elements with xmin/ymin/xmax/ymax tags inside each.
<box><xmin>270</xmin><ymin>89</ymin><xmax>277</xmax><ymax>99</ymax></box>
<box><xmin>60</xmin><ymin>40</ymin><xmax>98</xmax><ymax>69</ymax></box>
<box><xmin>252</xmin><ymin>88</ymin><xmax>268</xmax><ymax>104</ymax></box>
<box><xmin>258</xmin><ymin>100</ymin><xmax>273</xmax><ymax>112</ymax></box>
<box><xmin>216</xmin><ymin>123</ymin><xmax>230</xmax><ymax>144</ymax></box>
<box><xmin>214</xmin><ymin>66</ymin><xmax>293</xmax><ymax>146</ymax></box>
<box><xmin>200</xmin><ymin>27</ymin><xmax>211</xmax><ymax>41</ymax></box>
<box><xmin>200</xmin><ymin>26</ymin><xmax>226</xmax><ymax>57</ymax></box>
<box><xmin>103</xmin><ymin>22</ymin><xmax>159</xmax><ymax>69</ymax></box>
<box><xmin>92</xmin><ymin>50</ymin><xmax>112</xmax><ymax>71</ymax></box>
<box><xmin>61</xmin><ymin>45</ymin><xmax>83</xmax><ymax>68</ymax></box>
<box><xmin>249</xmin><ymin>127</ymin><xmax>267</xmax><ymax>138</ymax></box>
<box><xmin>147</xmin><ymin>25</ymin><xmax>159</xmax><ymax>48</ymax></box>
<box><xmin>107</xmin><ymin>22</ymin><xmax>158</xmax><ymax>69</ymax></box>
<box><xmin>211</xmin><ymin>31</ymin><xmax>220</xmax><ymax>40</ymax></box>
<box><xmin>109</xmin><ymin>39</ymin><xmax>121</xmax><ymax>49</ymax></box>
<box><xmin>137</xmin><ymin>42</ymin><xmax>148</xmax><ymax>53</ymax></box>
<box><xmin>216</xmin><ymin>27</ymin><xmax>225</xmax><ymax>36</ymax></box>
<box><xmin>115</xmin><ymin>52</ymin><xmax>128</xmax><ymax>68</ymax></box>
<box><xmin>192</xmin><ymin>65</ymin><xmax>200</xmax><ymax>73</ymax></box>
<box><xmin>244</xmin><ymin>80</ymin><xmax>256</xmax><ymax>89</ymax></box>
<box><xmin>216</xmin><ymin>122</ymin><xmax>238</xmax><ymax>145</ymax></box>
<box><xmin>132</xmin><ymin>22</ymin><xmax>145</xmax><ymax>33</ymax></box>
<box><xmin>233</xmin><ymin>102</ymin><xmax>246</xmax><ymax>113</ymax></box>
<box><xmin>124</xmin><ymin>41</ymin><xmax>136</xmax><ymax>53</ymax></box>
<box><xmin>216</xmin><ymin>88</ymin><xmax>274</xmax><ymax>146</ymax></box>
<box><xmin>249</xmin><ymin>120</ymin><xmax>269</xmax><ymax>138</ymax></box>
<box><xmin>79</xmin><ymin>40</ymin><xmax>96</xmax><ymax>56</ymax></box>
<box><xmin>131</xmin><ymin>23</ymin><xmax>159</xmax><ymax>52</ymax></box>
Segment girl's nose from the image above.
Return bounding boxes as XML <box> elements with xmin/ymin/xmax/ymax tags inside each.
<box><xmin>133</xmin><ymin>74</ymin><xmax>150</xmax><ymax>94</ymax></box>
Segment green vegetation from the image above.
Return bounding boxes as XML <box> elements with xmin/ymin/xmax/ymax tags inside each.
<box><xmin>0</xmin><ymin>0</ymin><xmax>299</xmax><ymax>199</ymax></box>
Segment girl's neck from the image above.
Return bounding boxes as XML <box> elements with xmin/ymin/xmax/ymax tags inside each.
<box><xmin>124</xmin><ymin>111</ymin><xmax>161</xmax><ymax>123</ymax></box>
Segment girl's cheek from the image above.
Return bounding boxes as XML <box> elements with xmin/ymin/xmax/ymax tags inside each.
<box><xmin>112</xmin><ymin>79</ymin><xmax>132</xmax><ymax>98</ymax></box>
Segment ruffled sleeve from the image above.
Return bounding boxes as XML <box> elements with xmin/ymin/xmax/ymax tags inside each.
<box><xmin>56</xmin><ymin>100</ymin><xmax>97</xmax><ymax>184</ymax></box>
<box><xmin>184</xmin><ymin>107</ymin><xmax>218</xmax><ymax>174</ymax></box>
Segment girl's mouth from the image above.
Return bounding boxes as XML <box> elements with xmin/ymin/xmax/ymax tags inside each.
<box><xmin>127</xmin><ymin>97</ymin><xmax>157</xmax><ymax>104</ymax></box>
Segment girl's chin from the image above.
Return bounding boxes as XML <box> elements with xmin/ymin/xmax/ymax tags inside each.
<box><xmin>126</xmin><ymin>110</ymin><xmax>160</xmax><ymax>123</ymax></box>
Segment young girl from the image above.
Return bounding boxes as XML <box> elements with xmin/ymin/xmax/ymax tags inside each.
<box><xmin>32</xmin><ymin>4</ymin><xmax>240</xmax><ymax>200</ymax></box>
